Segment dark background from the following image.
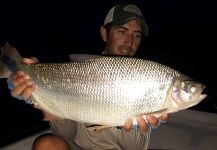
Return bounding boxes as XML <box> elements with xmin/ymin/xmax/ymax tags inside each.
<box><xmin>0</xmin><ymin>0</ymin><xmax>217</xmax><ymax>147</ymax></box>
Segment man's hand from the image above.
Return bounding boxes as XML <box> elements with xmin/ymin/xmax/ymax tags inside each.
<box><xmin>123</xmin><ymin>113</ymin><xmax>169</xmax><ymax>132</ymax></box>
<box><xmin>9</xmin><ymin>58</ymin><xmax>37</xmax><ymax>100</ymax></box>
<box><xmin>8</xmin><ymin>58</ymin><xmax>60</xmax><ymax>121</ymax></box>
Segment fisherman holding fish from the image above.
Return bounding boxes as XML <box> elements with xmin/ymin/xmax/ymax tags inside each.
<box><xmin>7</xmin><ymin>3</ymin><xmax>169</xmax><ymax>150</ymax></box>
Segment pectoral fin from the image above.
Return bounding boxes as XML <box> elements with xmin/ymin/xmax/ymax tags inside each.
<box><xmin>150</xmin><ymin>108</ymin><xmax>169</xmax><ymax>118</ymax></box>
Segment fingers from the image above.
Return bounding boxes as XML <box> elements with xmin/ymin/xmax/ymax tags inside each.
<box><xmin>10</xmin><ymin>82</ymin><xmax>34</xmax><ymax>100</ymax></box>
<box><xmin>10</xmin><ymin>71</ymin><xmax>31</xmax><ymax>86</ymax></box>
<box><xmin>23</xmin><ymin>57</ymin><xmax>39</xmax><ymax>64</ymax></box>
<box><xmin>9</xmin><ymin>71</ymin><xmax>35</xmax><ymax>100</ymax></box>
<box><xmin>146</xmin><ymin>115</ymin><xmax>158</xmax><ymax>128</ymax></box>
<box><xmin>159</xmin><ymin>113</ymin><xmax>169</xmax><ymax>123</ymax></box>
<box><xmin>145</xmin><ymin>114</ymin><xmax>169</xmax><ymax>129</ymax></box>
<box><xmin>22</xmin><ymin>86</ymin><xmax>36</xmax><ymax>100</ymax></box>
<box><xmin>123</xmin><ymin>113</ymin><xmax>169</xmax><ymax>132</ymax></box>
<box><xmin>123</xmin><ymin>118</ymin><xmax>133</xmax><ymax>132</ymax></box>
<box><xmin>137</xmin><ymin>116</ymin><xmax>148</xmax><ymax>132</ymax></box>
<box><xmin>123</xmin><ymin>116</ymin><xmax>148</xmax><ymax>133</ymax></box>
<box><xmin>9</xmin><ymin>56</ymin><xmax>38</xmax><ymax>100</ymax></box>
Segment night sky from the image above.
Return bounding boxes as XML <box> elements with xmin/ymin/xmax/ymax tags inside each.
<box><xmin>0</xmin><ymin>0</ymin><xmax>217</xmax><ymax>147</ymax></box>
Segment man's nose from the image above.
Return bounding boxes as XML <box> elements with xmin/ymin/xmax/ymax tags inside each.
<box><xmin>124</xmin><ymin>34</ymin><xmax>133</xmax><ymax>47</ymax></box>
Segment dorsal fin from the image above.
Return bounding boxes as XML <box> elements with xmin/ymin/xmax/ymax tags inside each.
<box><xmin>68</xmin><ymin>54</ymin><xmax>103</xmax><ymax>62</ymax></box>
<box><xmin>0</xmin><ymin>42</ymin><xmax>23</xmax><ymax>78</ymax></box>
<box><xmin>1</xmin><ymin>42</ymin><xmax>22</xmax><ymax>61</ymax></box>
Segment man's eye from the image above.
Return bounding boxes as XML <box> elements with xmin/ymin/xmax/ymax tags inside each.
<box><xmin>135</xmin><ymin>33</ymin><xmax>142</xmax><ymax>39</ymax></box>
<box><xmin>118</xmin><ymin>30</ymin><xmax>126</xmax><ymax>34</ymax></box>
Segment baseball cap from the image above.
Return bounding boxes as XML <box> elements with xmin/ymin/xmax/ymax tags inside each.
<box><xmin>104</xmin><ymin>3</ymin><xmax>148</xmax><ymax>36</ymax></box>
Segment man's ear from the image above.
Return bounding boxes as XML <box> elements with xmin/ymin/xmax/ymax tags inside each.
<box><xmin>100</xmin><ymin>26</ymin><xmax>108</xmax><ymax>42</ymax></box>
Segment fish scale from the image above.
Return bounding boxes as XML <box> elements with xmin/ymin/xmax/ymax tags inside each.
<box><xmin>0</xmin><ymin>43</ymin><xmax>206</xmax><ymax>126</ymax></box>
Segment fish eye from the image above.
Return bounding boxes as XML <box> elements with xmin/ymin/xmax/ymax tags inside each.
<box><xmin>181</xmin><ymin>80</ymin><xmax>195</xmax><ymax>92</ymax></box>
<box><xmin>190</xmin><ymin>86</ymin><xmax>197</xmax><ymax>94</ymax></box>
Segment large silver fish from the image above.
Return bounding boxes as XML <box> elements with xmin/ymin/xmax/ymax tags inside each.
<box><xmin>0</xmin><ymin>43</ymin><xmax>206</xmax><ymax>126</ymax></box>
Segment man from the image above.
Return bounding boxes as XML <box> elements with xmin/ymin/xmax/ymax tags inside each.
<box><xmin>9</xmin><ymin>3</ymin><xmax>168</xmax><ymax>150</ymax></box>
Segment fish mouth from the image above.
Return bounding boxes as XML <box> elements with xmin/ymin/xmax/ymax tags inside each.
<box><xmin>198</xmin><ymin>84</ymin><xmax>207</xmax><ymax>101</ymax></box>
<box><xmin>199</xmin><ymin>93</ymin><xmax>207</xmax><ymax>101</ymax></box>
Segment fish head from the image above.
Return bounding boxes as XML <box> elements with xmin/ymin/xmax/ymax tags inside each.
<box><xmin>170</xmin><ymin>78</ymin><xmax>207</xmax><ymax>111</ymax></box>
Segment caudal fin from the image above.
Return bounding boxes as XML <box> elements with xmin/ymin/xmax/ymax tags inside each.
<box><xmin>0</xmin><ymin>42</ymin><xmax>23</xmax><ymax>78</ymax></box>
<box><xmin>0</xmin><ymin>61</ymin><xmax>10</xmax><ymax>78</ymax></box>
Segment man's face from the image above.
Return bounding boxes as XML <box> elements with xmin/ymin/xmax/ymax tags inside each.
<box><xmin>104</xmin><ymin>19</ymin><xmax>142</xmax><ymax>56</ymax></box>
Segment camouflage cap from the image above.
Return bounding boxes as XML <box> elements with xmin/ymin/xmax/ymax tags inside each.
<box><xmin>104</xmin><ymin>3</ymin><xmax>148</xmax><ymax>36</ymax></box>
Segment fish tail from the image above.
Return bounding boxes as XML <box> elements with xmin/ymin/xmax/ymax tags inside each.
<box><xmin>0</xmin><ymin>42</ymin><xmax>23</xmax><ymax>78</ymax></box>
